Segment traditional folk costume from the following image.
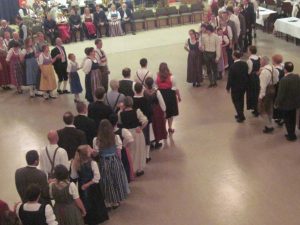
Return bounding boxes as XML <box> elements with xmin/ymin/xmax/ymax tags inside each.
<box><xmin>246</xmin><ymin>55</ymin><xmax>260</xmax><ymax>114</ymax></box>
<box><xmin>273</xmin><ymin>65</ymin><xmax>285</xmax><ymax>123</ymax></box>
<box><xmin>114</xmin><ymin>127</ymin><xmax>135</xmax><ymax>182</ymax></box>
<box><xmin>95</xmin><ymin>48</ymin><xmax>109</xmax><ymax>92</ymax></box>
<box><xmin>67</xmin><ymin>60</ymin><xmax>83</xmax><ymax>101</ymax></box>
<box><xmin>22</xmin><ymin>48</ymin><xmax>39</xmax><ymax>96</ymax></box>
<box><xmin>156</xmin><ymin>75</ymin><xmax>179</xmax><ymax>119</ymax></box>
<box><xmin>144</xmin><ymin>89</ymin><xmax>167</xmax><ymax>142</ymax></box>
<box><xmin>57</xmin><ymin>16</ymin><xmax>71</xmax><ymax>43</ymax></box>
<box><xmin>6</xmin><ymin>48</ymin><xmax>24</xmax><ymax>91</ymax></box>
<box><xmin>49</xmin><ymin>182</ymin><xmax>85</xmax><ymax>225</ymax></box>
<box><xmin>38</xmin><ymin>53</ymin><xmax>57</xmax><ymax>98</ymax></box>
<box><xmin>82</xmin><ymin>57</ymin><xmax>101</xmax><ymax>103</ymax></box>
<box><xmin>70</xmin><ymin>160</ymin><xmax>109</xmax><ymax>225</ymax></box>
<box><xmin>118</xmin><ymin>108</ymin><xmax>148</xmax><ymax>174</ymax></box>
<box><xmin>93</xmin><ymin>137</ymin><xmax>130</xmax><ymax>206</ymax></box>
<box><xmin>51</xmin><ymin>45</ymin><xmax>68</xmax><ymax>93</ymax></box>
<box><xmin>107</xmin><ymin>10</ymin><xmax>123</xmax><ymax>37</ymax></box>
<box><xmin>82</xmin><ymin>14</ymin><xmax>97</xmax><ymax>39</ymax></box>
<box><xmin>0</xmin><ymin>45</ymin><xmax>10</xmax><ymax>88</ymax></box>
<box><xmin>185</xmin><ymin>38</ymin><xmax>203</xmax><ymax>85</ymax></box>
<box><xmin>217</xmin><ymin>33</ymin><xmax>229</xmax><ymax>78</ymax></box>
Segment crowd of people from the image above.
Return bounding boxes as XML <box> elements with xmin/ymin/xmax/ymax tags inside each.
<box><xmin>183</xmin><ymin>0</ymin><xmax>300</xmax><ymax>141</ymax></box>
<box><xmin>16</xmin><ymin>0</ymin><xmax>136</xmax><ymax>45</ymax></box>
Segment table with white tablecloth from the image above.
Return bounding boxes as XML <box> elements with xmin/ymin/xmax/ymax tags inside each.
<box><xmin>274</xmin><ymin>17</ymin><xmax>300</xmax><ymax>39</ymax></box>
<box><xmin>256</xmin><ymin>7</ymin><xmax>277</xmax><ymax>26</ymax></box>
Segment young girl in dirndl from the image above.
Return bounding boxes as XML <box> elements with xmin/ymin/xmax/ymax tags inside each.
<box><xmin>67</xmin><ymin>53</ymin><xmax>83</xmax><ymax>102</ymax></box>
<box><xmin>0</xmin><ymin>37</ymin><xmax>10</xmax><ymax>90</ymax></box>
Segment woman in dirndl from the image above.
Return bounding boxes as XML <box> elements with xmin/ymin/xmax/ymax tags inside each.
<box><xmin>57</xmin><ymin>13</ymin><xmax>71</xmax><ymax>43</ymax></box>
<box><xmin>156</xmin><ymin>62</ymin><xmax>181</xmax><ymax>134</ymax></box>
<box><xmin>184</xmin><ymin>29</ymin><xmax>202</xmax><ymax>87</ymax></box>
<box><xmin>144</xmin><ymin>77</ymin><xmax>167</xmax><ymax>148</ymax></box>
<box><xmin>0</xmin><ymin>37</ymin><xmax>10</xmax><ymax>90</ymax></box>
<box><xmin>82</xmin><ymin>47</ymin><xmax>101</xmax><ymax>103</ymax></box>
<box><xmin>107</xmin><ymin>5</ymin><xmax>123</xmax><ymax>37</ymax></box>
<box><xmin>82</xmin><ymin>7</ymin><xmax>97</xmax><ymax>39</ymax></box>
<box><xmin>21</xmin><ymin>38</ymin><xmax>39</xmax><ymax>97</ymax></box>
<box><xmin>93</xmin><ymin>119</ymin><xmax>130</xmax><ymax>209</ymax></box>
<box><xmin>6</xmin><ymin>40</ymin><xmax>24</xmax><ymax>93</ymax></box>
<box><xmin>71</xmin><ymin>145</ymin><xmax>109</xmax><ymax>225</ymax></box>
<box><xmin>38</xmin><ymin>44</ymin><xmax>58</xmax><ymax>99</ymax></box>
<box><xmin>118</xmin><ymin>96</ymin><xmax>148</xmax><ymax>177</ymax></box>
<box><xmin>216</xmin><ymin>27</ymin><xmax>229</xmax><ymax>80</ymax></box>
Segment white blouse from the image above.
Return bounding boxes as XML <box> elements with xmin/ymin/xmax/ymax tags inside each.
<box><xmin>49</xmin><ymin>182</ymin><xmax>79</xmax><ymax>199</ymax></box>
<box><xmin>67</xmin><ymin>60</ymin><xmax>79</xmax><ymax>73</ymax></box>
<box><xmin>82</xmin><ymin>58</ymin><xmax>98</xmax><ymax>74</ymax></box>
<box><xmin>70</xmin><ymin>160</ymin><xmax>100</xmax><ymax>183</ymax></box>
<box><xmin>38</xmin><ymin>53</ymin><xmax>52</xmax><ymax>65</ymax></box>
<box><xmin>16</xmin><ymin>203</ymin><xmax>58</xmax><ymax>225</ymax></box>
<box><xmin>6</xmin><ymin>48</ymin><xmax>22</xmax><ymax>62</ymax></box>
<box><xmin>93</xmin><ymin>135</ymin><xmax>123</xmax><ymax>151</ymax></box>
<box><xmin>107</xmin><ymin>10</ymin><xmax>121</xmax><ymax>21</ymax></box>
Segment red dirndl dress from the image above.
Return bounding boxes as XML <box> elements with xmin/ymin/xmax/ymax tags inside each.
<box><xmin>57</xmin><ymin>23</ymin><xmax>71</xmax><ymax>43</ymax></box>
<box><xmin>84</xmin><ymin>17</ymin><xmax>96</xmax><ymax>36</ymax></box>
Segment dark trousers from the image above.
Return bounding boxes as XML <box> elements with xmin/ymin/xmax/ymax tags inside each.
<box><xmin>99</xmin><ymin>66</ymin><xmax>109</xmax><ymax>92</ymax></box>
<box><xmin>121</xmin><ymin>19</ymin><xmax>136</xmax><ymax>34</ymax></box>
<box><xmin>71</xmin><ymin>26</ymin><xmax>84</xmax><ymax>42</ymax></box>
<box><xmin>231</xmin><ymin>90</ymin><xmax>246</xmax><ymax>119</ymax></box>
<box><xmin>238</xmin><ymin>34</ymin><xmax>244</xmax><ymax>52</ymax></box>
<box><xmin>226</xmin><ymin>47</ymin><xmax>234</xmax><ymax>68</ymax></box>
<box><xmin>45</xmin><ymin>30</ymin><xmax>58</xmax><ymax>46</ymax></box>
<box><xmin>244</xmin><ymin>27</ymin><xmax>252</xmax><ymax>51</ymax></box>
<box><xmin>283</xmin><ymin>109</ymin><xmax>297</xmax><ymax>138</ymax></box>
<box><xmin>95</xmin><ymin>22</ymin><xmax>109</xmax><ymax>37</ymax></box>
<box><xmin>203</xmin><ymin>51</ymin><xmax>217</xmax><ymax>85</ymax></box>
<box><xmin>54</xmin><ymin>62</ymin><xmax>68</xmax><ymax>82</ymax></box>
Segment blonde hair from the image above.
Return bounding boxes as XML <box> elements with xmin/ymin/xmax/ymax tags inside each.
<box><xmin>72</xmin><ymin>145</ymin><xmax>91</xmax><ymax>171</ymax></box>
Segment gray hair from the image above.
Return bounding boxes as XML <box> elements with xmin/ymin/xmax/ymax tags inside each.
<box><xmin>261</xmin><ymin>56</ymin><xmax>270</xmax><ymax>65</ymax></box>
<box><xmin>109</xmin><ymin>79</ymin><xmax>119</xmax><ymax>90</ymax></box>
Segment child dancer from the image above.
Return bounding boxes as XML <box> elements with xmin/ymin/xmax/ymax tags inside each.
<box><xmin>67</xmin><ymin>53</ymin><xmax>83</xmax><ymax>102</ymax></box>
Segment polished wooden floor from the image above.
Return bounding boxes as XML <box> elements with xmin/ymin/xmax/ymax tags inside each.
<box><xmin>1</xmin><ymin>26</ymin><xmax>300</xmax><ymax>225</ymax></box>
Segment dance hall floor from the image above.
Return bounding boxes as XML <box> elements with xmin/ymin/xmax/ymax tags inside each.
<box><xmin>1</xmin><ymin>25</ymin><xmax>300</xmax><ymax>225</ymax></box>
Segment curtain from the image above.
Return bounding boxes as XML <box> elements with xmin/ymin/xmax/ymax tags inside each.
<box><xmin>0</xmin><ymin>0</ymin><xmax>20</xmax><ymax>23</ymax></box>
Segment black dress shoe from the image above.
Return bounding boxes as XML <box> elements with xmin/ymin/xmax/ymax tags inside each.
<box><xmin>285</xmin><ymin>134</ymin><xmax>297</xmax><ymax>141</ymax></box>
<box><xmin>63</xmin><ymin>90</ymin><xmax>71</xmax><ymax>94</ymax></box>
<box><xmin>195</xmin><ymin>83</ymin><xmax>201</xmax><ymax>87</ymax></box>
<box><xmin>35</xmin><ymin>93</ymin><xmax>43</xmax><ymax>97</ymax></box>
<box><xmin>252</xmin><ymin>111</ymin><xmax>259</xmax><ymax>117</ymax></box>
<box><xmin>136</xmin><ymin>171</ymin><xmax>144</xmax><ymax>177</ymax></box>
<box><xmin>208</xmin><ymin>84</ymin><xmax>213</xmax><ymax>88</ymax></box>
<box><xmin>57</xmin><ymin>89</ymin><xmax>62</xmax><ymax>94</ymax></box>
<box><xmin>192</xmin><ymin>83</ymin><xmax>196</xmax><ymax>87</ymax></box>
<box><xmin>146</xmin><ymin>158</ymin><xmax>151</xmax><ymax>163</ymax></box>
<box><xmin>154</xmin><ymin>142</ymin><xmax>163</xmax><ymax>149</ymax></box>
<box><xmin>263</xmin><ymin>126</ymin><xmax>274</xmax><ymax>133</ymax></box>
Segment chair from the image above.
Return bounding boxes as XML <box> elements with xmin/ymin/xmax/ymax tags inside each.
<box><xmin>167</xmin><ymin>6</ymin><xmax>180</xmax><ymax>26</ymax></box>
<box><xmin>265</xmin><ymin>12</ymin><xmax>278</xmax><ymax>33</ymax></box>
<box><xmin>156</xmin><ymin>7</ymin><xmax>169</xmax><ymax>27</ymax></box>
<box><xmin>281</xmin><ymin>2</ymin><xmax>293</xmax><ymax>17</ymax></box>
<box><xmin>191</xmin><ymin>2</ymin><xmax>203</xmax><ymax>23</ymax></box>
<box><xmin>144</xmin><ymin>9</ymin><xmax>157</xmax><ymax>30</ymax></box>
<box><xmin>132</xmin><ymin>11</ymin><xmax>145</xmax><ymax>31</ymax></box>
<box><xmin>179</xmin><ymin>4</ymin><xmax>192</xmax><ymax>24</ymax></box>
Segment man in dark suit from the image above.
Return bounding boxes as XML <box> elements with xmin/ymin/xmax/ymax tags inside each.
<box><xmin>241</xmin><ymin>0</ymin><xmax>255</xmax><ymax>52</ymax></box>
<box><xmin>51</xmin><ymin>38</ymin><xmax>70</xmax><ymax>95</ymax></box>
<box><xmin>57</xmin><ymin>112</ymin><xmax>87</xmax><ymax>159</ymax></box>
<box><xmin>88</xmin><ymin>87</ymin><xmax>113</xmax><ymax>129</ymax></box>
<box><xmin>15</xmin><ymin>150</ymin><xmax>50</xmax><ymax>204</ymax></box>
<box><xmin>275</xmin><ymin>62</ymin><xmax>300</xmax><ymax>141</ymax></box>
<box><xmin>226</xmin><ymin>51</ymin><xmax>249</xmax><ymax>123</ymax></box>
<box><xmin>69</xmin><ymin>8</ymin><xmax>84</xmax><ymax>42</ymax></box>
<box><xmin>94</xmin><ymin>4</ymin><xmax>109</xmax><ymax>37</ymax></box>
<box><xmin>74</xmin><ymin>101</ymin><xmax>97</xmax><ymax>147</ymax></box>
<box><xmin>118</xmin><ymin>3</ymin><xmax>136</xmax><ymax>35</ymax></box>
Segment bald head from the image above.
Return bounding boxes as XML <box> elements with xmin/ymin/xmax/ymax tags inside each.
<box><xmin>48</xmin><ymin>130</ymin><xmax>59</xmax><ymax>144</ymax></box>
<box><xmin>56</xmin><ymin>38</ymin><xmax>62</xmax><ymax>46</ymax></box>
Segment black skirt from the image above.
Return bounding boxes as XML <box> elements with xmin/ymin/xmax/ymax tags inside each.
<box><xmin>159</xmin><ymin>88</ymin><xmax>179</xmax><ymax>118</ymax></box>
<box><xmin>246</xmin><ymin>73</ymin><xmax>260</xmax><ymax>110</ymax></box>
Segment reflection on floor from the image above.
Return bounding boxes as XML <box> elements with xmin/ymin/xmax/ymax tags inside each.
<box><xmin>1</xmin><ymin>26</ymin><xmax>300</xmax><ymax>225</ymax></box>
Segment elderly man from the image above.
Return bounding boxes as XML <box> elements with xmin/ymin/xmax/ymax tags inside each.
<box><xmin>19</xmin><ymin>2</ymin><xmax>36</xmax><ymax>18</ymax></box>
<box><xmin>51</xmin><ymin>38</ymin><xmax>69</xmax><ymax>94</ymax></box>
<box><xmin>15</xmin><ymin>150</ymin><xmax>50</xmax><ymax>204</ymax></box>
<box><xmin>15</xmin><ymin>16</ymin><xmax>27</xmax><ymax>42</ymax></box>
<box><xmin>201</xmin><ymin>24</ymin><xmax>221</xmax><ymax>88</ymax></box>
<box><xmin>57</xmin><ymin>111</ymin><xmax>87</xmax><ymax>160</ymax></box>
<box><xmin>258</xmin><ymin>56</ymin><xmax>279</xmax><ymax>134</ymax></box>
<box><xmin>44</xmin><ymin>14</ymin><xmax>58</xmax><ymax>46</ymax></box>
<box><xmin>119</xmin><ymin>3</ymin><xmax>136</xmax><ymax>35</ymax></box>
<box><xmin>74</xmin><ymin>101</ymin><xmax>97</xmax><ymax>147</ymax></box>
<box><xmin>39</xmin><ymin>130</ymin><xmax>69</xmax><ymax>178</ymax></box>
<box><xmin>0</xmin><ymin>20</ymin><xmax>14</xmax><ymax>37</ymax></box>
<box><xmin>275</xmin><ymin>62</ymin><xmax>300</xmax><ymax>141</ymax></box>
<box><xmin>104</xmin><ymin>79</ymin><xmax>125</xmax><ymax>112</ymax></box>
<box><xmin>95</xmin><ymin>38</ymin><xmax>110</xmax><ymax>92</ymax></box>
